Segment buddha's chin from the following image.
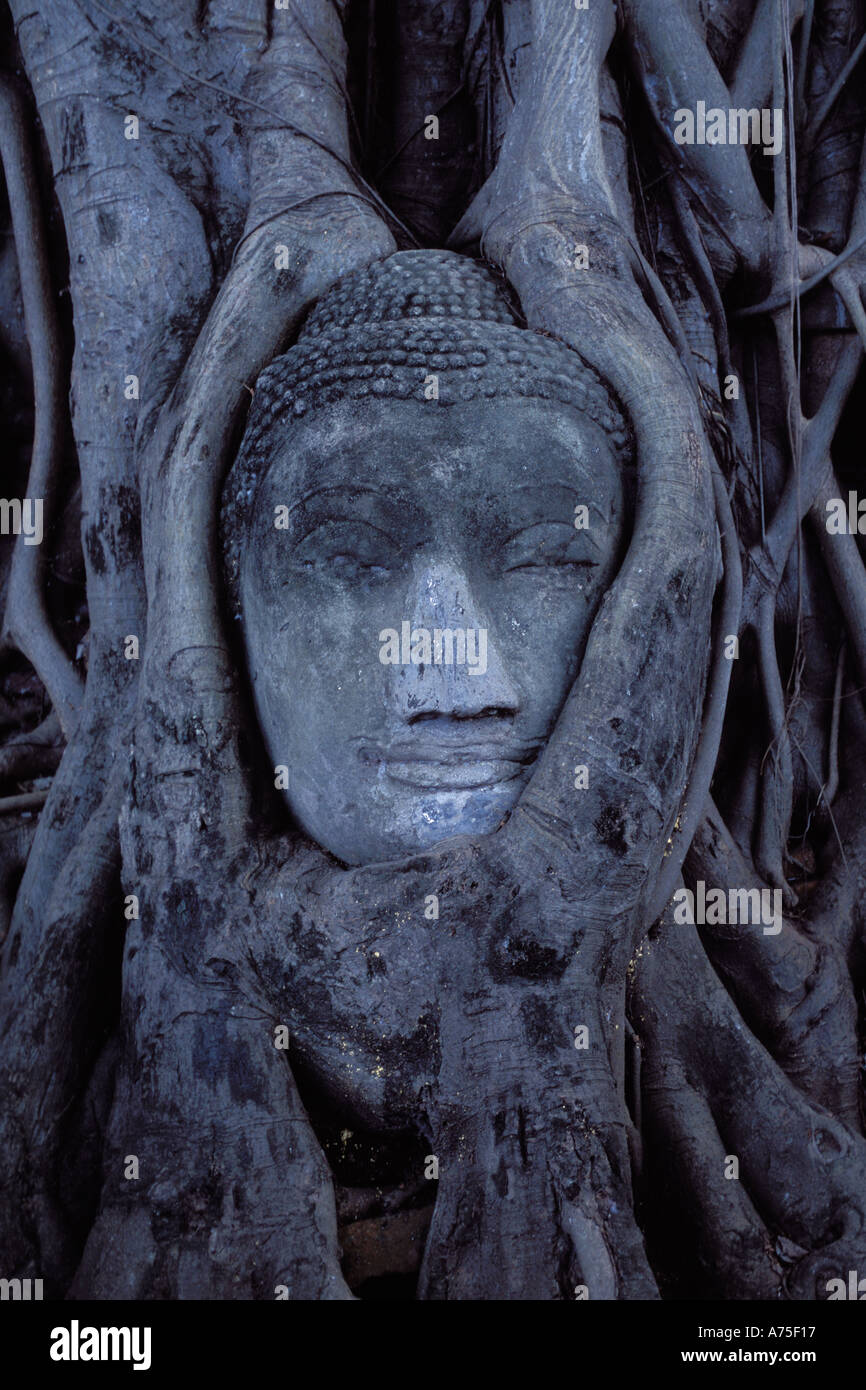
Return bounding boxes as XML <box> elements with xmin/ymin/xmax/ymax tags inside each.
<box><xmin>391</xmin><ymin>776</ymin><xmax>525</xmax><ymax>857</ymax></box>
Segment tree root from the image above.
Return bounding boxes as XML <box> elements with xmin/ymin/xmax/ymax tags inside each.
<box><xmin>633</xmin><ymin>905</ymin><xmax>866</xmax><ymax>1299</ymax></box>
<box><xmin>0</xmin><ymin>77</ymin><xmax>83</xmax><ymax>738</ymax></box>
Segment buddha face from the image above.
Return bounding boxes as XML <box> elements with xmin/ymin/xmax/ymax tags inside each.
<box><xmin>237</xmin><ymin>396</ymin><xmax>626</xmax><ymax>865</ymax></box>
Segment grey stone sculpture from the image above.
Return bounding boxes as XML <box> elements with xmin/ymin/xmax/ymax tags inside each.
<box><xmin>222</xmin><ymin>251</ymin><xmax>632</xmax><ymax>864</ymax></box>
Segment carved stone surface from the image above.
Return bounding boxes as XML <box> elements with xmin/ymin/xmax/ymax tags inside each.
<box><xmin>222</xmin><ymin>250</ymin><xmax>631</xmax><ymax>863</ymax></box>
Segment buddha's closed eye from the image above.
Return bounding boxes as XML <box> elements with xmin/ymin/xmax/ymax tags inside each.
<box><xmin>287</xmin><ymin>520</ymin><xmax>401</xmax><ymax>584</ymax></box>
<box><xmin>501</xmin><ymin>522</ymin><xmax>602</xmax><ymax>574</ymax></box>
<box><xmin>282</xmin><ymin>517</ymin><xmax>606</xmax><ymax>587</ymax></box>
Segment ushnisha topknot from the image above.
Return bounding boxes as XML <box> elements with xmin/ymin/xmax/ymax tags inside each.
<box><xmin>221</xmin><ymin>249</ymin><xmax>633</xmax><ymax>610</ymax></box>
<box><xmin>237</xmin><ymin>249</ymin><xmax>631</xmax><ymax>451</ymax></box>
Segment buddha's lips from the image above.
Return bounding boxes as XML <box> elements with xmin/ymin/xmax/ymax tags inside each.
<box><xmin>361</xmin><ymin>739</ymin><xmax>540</xmax><ymax>792</ymax></box>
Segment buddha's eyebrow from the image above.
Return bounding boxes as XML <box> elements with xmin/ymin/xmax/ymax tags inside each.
<box><xmin>505</xmin><ymin>482</ymin><xmax>617</xmax><ymax>523</ymax></box>
<box><xmin>509</xmin><ymin>481</ymin><xmax>609</xmax><ymax>502</ymax></box>
<box><xmin>286</xmin><ymin>485</ymin><xmax>422</xmax><ymax>528</ymax></box>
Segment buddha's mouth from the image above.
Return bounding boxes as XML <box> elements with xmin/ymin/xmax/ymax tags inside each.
<box><xmin>385</xmin><ymin>757</ymin><xmax>529</xmax><ymax>790</ymax></box>
<box><xmin>361</xmin><ymin>738</ymin><xmax>540</xmax><ymax>792</ymax></box>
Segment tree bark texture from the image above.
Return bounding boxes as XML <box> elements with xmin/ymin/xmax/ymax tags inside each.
<box><xmin>1</xmin><ymin>0</ymin><xmax>866</xmax><ymax>1300</ymax></box>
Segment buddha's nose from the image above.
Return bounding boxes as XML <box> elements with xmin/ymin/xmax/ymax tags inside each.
<box><xmin>388</xmin><ymin>563</ymin><xmax>520</xmax><ymax>722</ymax></box>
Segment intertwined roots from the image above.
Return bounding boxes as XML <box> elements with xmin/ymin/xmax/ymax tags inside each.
<box><xmin>1</xmin><ymin>0</ymin><xmax>866</xmax><ymax>1299</ymax></box>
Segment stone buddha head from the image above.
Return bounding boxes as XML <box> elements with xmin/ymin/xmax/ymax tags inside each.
<box><xmin>221</xmin><ymin>250</ymin><xmax>633</xmax><ymax>866</ymax></box>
